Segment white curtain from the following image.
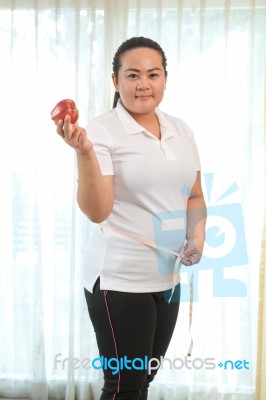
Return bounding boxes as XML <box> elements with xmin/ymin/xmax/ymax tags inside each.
<box><xmin>0</xmin><ymin>0</ymin><xmax>265</xmax><ymax>399</ymax></box>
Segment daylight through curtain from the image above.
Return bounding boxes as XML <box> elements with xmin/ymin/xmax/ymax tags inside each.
<box><xmin>0</xmin><ymin>1</ymin><xmax>265</xmax><ymax>399</ymax></box>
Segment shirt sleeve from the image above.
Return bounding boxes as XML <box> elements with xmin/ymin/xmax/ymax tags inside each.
<box><xmin>86</xmin><ymin>120</ymin><xmax>114</xmax><ymax>176</ymax></box>
<box><xmin>177</xmin><ymin>117</ymin><xmax>201</xmax><ymax>171</ymax></box>
<box><xmin>189</xmin><ymin>132</ymin><xmax>201</xmax><ymax>171</ymax></box>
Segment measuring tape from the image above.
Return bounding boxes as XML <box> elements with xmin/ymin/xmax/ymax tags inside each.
<box><xmin>100</xmin><ymin>224</ymin><xmax>194</xmax><ymax>356</ymax></box>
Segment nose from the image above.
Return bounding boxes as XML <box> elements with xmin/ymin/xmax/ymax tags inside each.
<box><xmin>136</xmin><ymin>74</ymin><xmax>150</xmax><ymax>89</ymax></box>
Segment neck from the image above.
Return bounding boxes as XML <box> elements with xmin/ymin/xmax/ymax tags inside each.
<box><xmin>132</xmin><ymin>111</ymin><xmax>161</xmax><ymax>140</ymax></box>
<box><xmin>130</xmin><ymin>110</ymin><xmax>157</xmax><ymax>125</ymax></box>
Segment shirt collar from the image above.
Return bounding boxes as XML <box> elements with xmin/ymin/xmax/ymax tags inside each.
<box><xmin>115</xmin><ymin>100</ymin><xmax>144</xmax><ymax>135</ymax></box>
<box><xmin>115</xmin><ymin>99</ymin><xmax>175</xmax><ymax>140</ymax></box>
<box><xmin>155</xmin><ymin>107</ymin><xmax>175</xmax><ymax>140</ymax></box>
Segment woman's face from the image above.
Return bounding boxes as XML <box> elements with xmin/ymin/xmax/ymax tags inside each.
<box><xmin>112</xmin><ymin>47</ymin><xmax>167</xmax><ymax>118</ymax></box>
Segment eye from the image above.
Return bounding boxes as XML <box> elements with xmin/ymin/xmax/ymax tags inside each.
<box><xmin>127</xmin><ymin>73</ymin><xmax>139</xmax><ymax>80</ymax></box>
<box><xmin>149</xmin><ymin>73</ymin><xmax>159</xmax><ymax>79</ymax></box>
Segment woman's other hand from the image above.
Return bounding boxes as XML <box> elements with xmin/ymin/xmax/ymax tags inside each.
<box><xmin>180</xmin><ymin>238</ymin><xmax>204</xmax><ymax>266</ymax></box>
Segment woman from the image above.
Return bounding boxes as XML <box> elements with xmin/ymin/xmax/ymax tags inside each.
<box><xmin>57</xmin><ymin>36</ymin><xmax>206</xmax><ymax>400</ymax></box>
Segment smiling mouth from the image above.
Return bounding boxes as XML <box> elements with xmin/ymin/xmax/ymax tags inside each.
<box><xmin>136</xmin><ymin>95</ymin><xmax>152</xmax><ymax>100</ymax></box>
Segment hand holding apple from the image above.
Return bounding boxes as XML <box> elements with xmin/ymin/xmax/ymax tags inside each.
<box><xmin>53</xmin><ymin>101</ymin><xmax>93</xmax><ymax>155</ymax></box>
<box><xmin>51</xmin><ymin>99</ymin><xmax>79</xmax><ymax>124</ymax></box>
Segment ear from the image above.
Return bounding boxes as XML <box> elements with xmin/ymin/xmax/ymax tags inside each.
<box><xmin>112</xmin><ymin>73</ymin><xmax>119</xmax><ymax>92</ymax></box>
<box><xmin>165</xmin><ymin>71</ymin><xmax>168</xmax><ymax>88</ymax></box>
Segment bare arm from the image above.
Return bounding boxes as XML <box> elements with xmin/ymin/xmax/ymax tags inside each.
<box><xmin>181</xmin><ymin>171</ymin><xmax>207</xmax><ymax>265</ymax></box>
<box><xmin>187</xmin><ymin>171</ymin><xmax>207</xmax><ymax>247</ymax></box>
<box><xmin>56</xmin><ymin>115</ymin><xmax>114</xmax><ymax>223</ymax></box>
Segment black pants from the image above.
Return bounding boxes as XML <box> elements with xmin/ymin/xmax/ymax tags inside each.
<box><xmin>84</xmin><ymin>278</ymin><xmax>180</xmax><ymax>400</ymax></box>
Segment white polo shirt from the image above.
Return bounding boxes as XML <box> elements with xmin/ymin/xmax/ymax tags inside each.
<box><xmin>83</xmin><ymin>100</ymin><xmax>201</xmax><ymax>293</ymax></box>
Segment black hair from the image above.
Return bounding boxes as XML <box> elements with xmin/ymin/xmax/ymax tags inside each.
<box><xmin>112</xmin><ymin>36</ymin><xmax>167</xmax><ymax>108</ymax></box>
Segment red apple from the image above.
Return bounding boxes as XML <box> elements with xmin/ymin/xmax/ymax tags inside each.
<box><xmin>51</xmin><ymin>99</ymin><xmax>79</xmax><ymax>124</ymax></box>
